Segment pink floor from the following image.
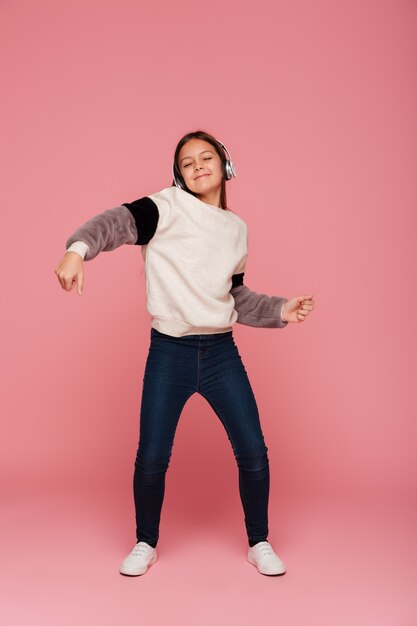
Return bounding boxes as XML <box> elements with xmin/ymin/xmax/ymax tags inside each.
<box><xmin>2</xmin><ymin>486</ymin><xmax>416</xmax><ymax>625</ymax></box>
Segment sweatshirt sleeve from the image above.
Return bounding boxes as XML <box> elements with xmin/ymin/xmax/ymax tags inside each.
<box><xmin>230</xmin><ymin>272</ymin><xmax>289</xmax><ymax>329</ymax></box>
<box><xmin>65</xmin><ymin>196</ymin><xmax>159</xmax><ymax>261</ymax></box>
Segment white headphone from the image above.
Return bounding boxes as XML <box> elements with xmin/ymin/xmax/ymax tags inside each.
<box><xmin>172</xmin><ymin>138</ymin><xmax>236</xmax><ymax>190</ymax></box>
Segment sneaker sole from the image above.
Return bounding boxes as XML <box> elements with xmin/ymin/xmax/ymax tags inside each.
<box><xmin>119</xmin><ymin>551</ymin><xmax>158</xmax><ymax>576</ymax></box>
<box><xmin>247</xmin><ymin>552</ymin><xmax>286</xmax><ymax>576</ymax></box>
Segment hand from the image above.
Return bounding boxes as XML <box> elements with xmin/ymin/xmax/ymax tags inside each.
<box><xmin>282</xmin><ymin>295</ymin><xmax>314</xmax><ymax>323</ymax></box>
<box><xmin>54</xmin><ymin>252</ymin><xmax>85</xmax><ymax>295</ymax></box>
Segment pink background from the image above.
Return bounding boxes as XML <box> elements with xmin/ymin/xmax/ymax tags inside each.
<box><xmin>2</xmin><ymin>0</ymin><xmax>416</xmax><ymax>624</ymax></box>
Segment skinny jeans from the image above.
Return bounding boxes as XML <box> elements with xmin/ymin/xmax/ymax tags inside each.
<box><xmin>133</xmin><ymin>327</ymin><xmax>270</xmax><ymax>547</ymax></box>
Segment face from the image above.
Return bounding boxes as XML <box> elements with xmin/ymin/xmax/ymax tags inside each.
<box><xmin>177</xmin><ymin>138</ymin><xmax>223</xmax><ymax>197</ymax></box>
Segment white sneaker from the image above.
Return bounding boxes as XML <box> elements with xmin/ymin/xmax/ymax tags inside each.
<box><xmin>119</xmin><ymin>541</ymin><xmax>158</xmax><ymax>576</ymax></box>
<box><xmin>247</xmin><ymin>541</ymin><xmax>286</xmax><ymax>575</ymax></box>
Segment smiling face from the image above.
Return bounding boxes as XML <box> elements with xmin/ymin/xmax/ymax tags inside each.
<box><xmin>177</xmin><ymin>138</ymin><xmax>224</xmax><ymax>200</ymax></box>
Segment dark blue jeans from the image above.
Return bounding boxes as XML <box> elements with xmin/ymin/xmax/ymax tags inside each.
<box><xmin>133</xmin><ymin>327</ymin><xmax>270</xmax><ymax>548</ymax></box>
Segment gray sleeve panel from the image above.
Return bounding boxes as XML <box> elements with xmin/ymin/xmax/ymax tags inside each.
<box><xmin>65</xmin><ymin>205</ymin><xmax>139</xmax><ymax>261</ymax></box>
<box><xmin>230</xmin><ymin>284</ymin><xmax>289</xmax><ymax>328</ymax></box>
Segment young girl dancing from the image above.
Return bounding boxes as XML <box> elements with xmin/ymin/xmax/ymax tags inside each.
<box><xmin>54</xmin><ymin>130</ymin><xmax>314</xmax><ymax>576</ymax></box>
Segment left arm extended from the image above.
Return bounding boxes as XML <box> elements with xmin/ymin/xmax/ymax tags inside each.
<box><xmin>230</xmin><ymin>272</ymin><xmax>289</xmax><ymax>329</ymax></box>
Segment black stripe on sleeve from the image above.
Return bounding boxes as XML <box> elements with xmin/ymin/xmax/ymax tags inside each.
<box><xmin>122</xmin><ymin>197</ymin><xmax>159</xmax><ymax>245</ymax></box>
<box><xmin>231</xmin><ymin>272</ymin><xmax>245</xmax><ymax>288</ymax></box>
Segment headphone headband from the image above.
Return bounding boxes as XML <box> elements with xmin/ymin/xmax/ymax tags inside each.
<box><xmin>172</xmin><ymin>138</ymin><xmax>236</xmax><ymax>190</ymax></box>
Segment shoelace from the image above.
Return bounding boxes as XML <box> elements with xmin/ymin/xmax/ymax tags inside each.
<box><xmin>255</xmin><ymin>542</ymin><xmax>275</xmax><ymax>556</ymax></box>
<box><xmin>132</xmin><ymin>544</ymin><xmax>150</xmax><ymax>557</ymax></box>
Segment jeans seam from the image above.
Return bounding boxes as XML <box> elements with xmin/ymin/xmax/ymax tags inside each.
<box><xmin>197</xmin><ymin>390</ymin><xmax>238</xmax><ymax>457</ymax></box>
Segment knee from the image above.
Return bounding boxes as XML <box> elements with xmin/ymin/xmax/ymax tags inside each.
<box><xmin>134</xmin><ymin>450</ymin><xmax>171</xmax><ymax>478</ymax></box>
<box><xmin>236</xmin><ymin>448</ymin><xmax>269</xmax><ymax>476</ymax></box>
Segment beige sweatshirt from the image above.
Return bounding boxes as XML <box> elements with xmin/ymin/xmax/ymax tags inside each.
<box><xmin>66</xmin><ymin>185</ymin><xmax>288</xmax><ymax>336</ymax></box>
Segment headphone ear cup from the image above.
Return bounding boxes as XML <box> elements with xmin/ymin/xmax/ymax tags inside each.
<box><xmin>174</xmin><ymin>168</ymin><xmax>186</xmax><ymax>189</ymax></box>
<box><xmin>224</xmin><ymin>160</ymin><xmax>233</xmax><ymax>180</ymax></box>
<box><xmin>172</xmin><ymin>159</ymin><xmax>186</xmax><ymax>189</ymax></box>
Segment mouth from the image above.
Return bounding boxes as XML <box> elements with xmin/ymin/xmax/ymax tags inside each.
<box><xmin>194</xmin><ymin>173</ymin><xmax>210</xmax><ymax>180</ymax></box>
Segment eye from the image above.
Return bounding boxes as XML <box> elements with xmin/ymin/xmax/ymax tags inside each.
<box><xmin>183</xmin><ymin>157</ymin><xmax>212</xmax><ymax>168</ymax></box>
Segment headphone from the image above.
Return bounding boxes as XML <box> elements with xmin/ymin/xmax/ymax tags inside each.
<box><xmin>172</xmin><ymin>138</ymin><xmax>236</xmax><ymax>190</ymax></box>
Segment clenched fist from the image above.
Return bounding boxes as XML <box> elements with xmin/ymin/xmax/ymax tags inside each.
<box><xmin>281</xmin><ymin>295</ymin><xmax>315</xmax><ymax>323</ymax></box>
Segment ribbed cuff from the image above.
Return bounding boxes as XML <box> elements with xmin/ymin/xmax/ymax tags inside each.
<box><xmin>66</xmin><ymin>241</ymin><xmax>89</xmax><ymax>260</ymax></box>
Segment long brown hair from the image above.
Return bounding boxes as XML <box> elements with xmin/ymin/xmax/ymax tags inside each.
<box><xmin>172</xmin><ymin>130</ymin><xmax>230</xmax><ymax>210</ymax></box>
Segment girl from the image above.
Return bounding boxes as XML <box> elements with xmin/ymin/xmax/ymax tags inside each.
<box><xmin>54</xmin><ymin>130</ymin><xmax>314</xmax><ymax>577</ymax></box>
